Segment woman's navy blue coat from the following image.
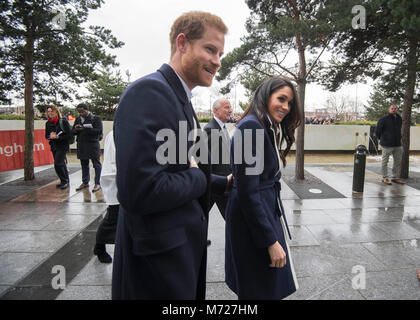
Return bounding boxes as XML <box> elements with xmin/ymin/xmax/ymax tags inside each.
<box><xmin>225</xmin><ymin>114</ymin><xmax>298</xmax><ymax>300</ymax></box>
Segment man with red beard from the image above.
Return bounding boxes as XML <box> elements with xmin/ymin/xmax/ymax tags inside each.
<box><xmin>112</xmin><ymin>12</ymin><xmax>231</xmax><ymax>299</ymax></box>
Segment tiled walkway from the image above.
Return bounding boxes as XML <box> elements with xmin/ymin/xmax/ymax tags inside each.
<box><xmin>1</xmin><ymin>161</ymin><xmax>420</xmax><ymax>300</ymax></box>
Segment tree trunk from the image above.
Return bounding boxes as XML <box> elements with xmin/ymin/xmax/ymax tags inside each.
<box><xmin>294</xmin><ymin>31</ymin><xmax>306</xmax><ymax>180</ymax></box>
<box><xmin>295</xmin><ymin>80</ymin><xmax>306</xmax><ymax>180</ymax></box>
<box><xmin>24</xmin><ymin>35</ymin><xmax>35</xmax><ymax>181</ymax></box>
<box><xmin>400</xmin><ymin>37</ymin><xmax>418</xmax><ymax>179</ymax></box>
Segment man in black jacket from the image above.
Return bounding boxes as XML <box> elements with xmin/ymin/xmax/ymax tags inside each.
<box><xmin>375</xmin><ymin>104</ymin><xmax>405</xmax><ymax>185</ymax></box>
<box><xmin>203</xmin><ymin>98</ymin><xmax>233</xmax><ymax>220</ymax></box>
<box><xmin>72</xmin><ymin>103</ymin><xmax>103</xmax><ymax>192</ymax></box>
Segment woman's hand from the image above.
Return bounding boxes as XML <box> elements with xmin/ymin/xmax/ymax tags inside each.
<box><xmin>268</xmin><ymin>241</ymin><xmax>287</xmax><ymax>268</ymax></box>
<box><xmin>50</xmin><ymin>132</ymin><xmax>58</xmax><ymax>139</ymax></box>
<box><xmin>190</xmin><ymin>156</ymin><xmax>198</xmax><ymax>168</ymax></box>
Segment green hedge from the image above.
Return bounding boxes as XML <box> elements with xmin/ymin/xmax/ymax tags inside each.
<box><xmin>333</xmin><ymin>121</ymin><xmax>377</xmax><ymax>126</ymax></box>
<box><xmin>198</xmin><ymin>117</ymin><xmax>212</xmax><ymax>122</ymax></box>
<box><xmin>0</xmin><ymin>114</ymin><xmax>42</xmax><ymax>120</ymax></box>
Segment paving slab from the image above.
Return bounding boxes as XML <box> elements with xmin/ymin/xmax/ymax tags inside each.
<box><xmin>0</xmin><ymin>252</ymin><xmax>49</xmax><ymax>285</ymax></box>
<box><xmin>285</xmin><ymin>274</ymin><xmax>365</xmax><ymax>300</ymax></box>
<box><xmin>359</xmin><ymin>269</ymin><xmax>420</xmax><ymax>300</ymax></box>
<box><xmin>291</xmin><ymin>243</ymin><xmax>386</xmax><ymax>277</ymax></box>
<box><xmin>205</xmin><ymin>282</ymin><xmax>237</xmax><ymax>300</ymax></box>
<box><xmin>361</xmin><ymin>240</ymin><xmax>420</xmax><ymax>269</ymax></box>
<box><xmin>55</xmin><ymin>285</ymin><xmax>111</xmax><ymax>300</ymax></box>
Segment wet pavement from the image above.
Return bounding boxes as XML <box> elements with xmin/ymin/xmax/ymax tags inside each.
<box><xmin>0</xmin><ymin>156</ymin><xmax>420</xmax><ymax>300</ymax></box>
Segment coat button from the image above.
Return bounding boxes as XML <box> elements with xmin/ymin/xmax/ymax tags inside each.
<box><xmin>201</xmin><ymin>215</ymin><xmax>206</xmax><ymax>221</ymax></box>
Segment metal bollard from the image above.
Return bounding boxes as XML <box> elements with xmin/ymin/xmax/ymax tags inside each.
<box><xmin>352</xmin><ymin>144</ymin><xmax>367</xmax><ymax>193</ymax></box>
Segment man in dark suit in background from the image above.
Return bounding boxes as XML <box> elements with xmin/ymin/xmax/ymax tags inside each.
<box><xmin>112</xmin><ymin>11</ymin><xmax>231</xmax><ymax>300</ymax></box>
<box><xmin>204</xmin><ymin>98</ymin><xmax>232</xmax><ymax>220</ymax></box>
<box><xmin>72</xmin><ymin>103</ymin><xmax>103</xmax><ymax>193</ymax></box>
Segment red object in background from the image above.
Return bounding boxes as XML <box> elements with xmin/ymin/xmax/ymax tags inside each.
<box><xmin>0</xmin><ymin>130</ymin><xmax>54</xmax><ymax>172</ymax></box>
<box><xmin>67</xmin><ymin>115</ymin><xmax>75</xmax><ymax>121</ymax></box>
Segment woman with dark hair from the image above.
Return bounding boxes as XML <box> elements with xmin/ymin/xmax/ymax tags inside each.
<box><xmin>225</xmin><ymin>77</ymin><xmax>302</xmax><ymax>299</ymax></box>
<box><xmin>45</xmin><ymin>105</ymin><xmax>71</xmax><ymax>189</ymax></box>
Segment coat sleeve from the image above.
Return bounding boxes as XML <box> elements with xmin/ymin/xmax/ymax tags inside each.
<box><xmin>115</xmin><ymin>78</ymin><xmax>207</xmax><ymax>215</ymax></box>
<box><xmin>72</xmin><ymin>118</ymin><xmax>80</xmax><ymax>136</ymax></box>
<box><xmin>57</xmin><ymin>118</ymin><xmax>71</xmax><ymax>142</ymax></box>
<box><xmin>375</xmin><ymin>117</ymin><xmax>383</xmax><ymax>140</ymax></box>
<box><xmin>232</xmin><ymin>119</ymin><xmax>277</xmax><ymax>248</ymax></box>
<box><xmin>86</xmin><ymin>116</ymin><xmax>103</xmax><ymax>137</ymax></box>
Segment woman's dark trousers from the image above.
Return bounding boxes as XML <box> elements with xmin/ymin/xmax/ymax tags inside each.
<box><xmin>52</xmin><ymin>148</ymin><xmax>69</xmax><ymax>184</ymax></box>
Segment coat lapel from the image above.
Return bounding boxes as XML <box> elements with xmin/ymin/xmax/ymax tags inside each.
<box><xmin>158</xmin><ymin>64</ymin><xmax>195</xmax><ymax>132</ymax></box>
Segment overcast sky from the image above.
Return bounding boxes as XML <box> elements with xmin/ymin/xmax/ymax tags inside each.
<box><xmin>85</xmin><ymin>0</ymin><xmax>372</xmax><ymax>114</ymax></box>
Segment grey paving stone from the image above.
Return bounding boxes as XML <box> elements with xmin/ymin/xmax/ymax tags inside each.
<box><xmin>0</xmin><ymin>230</ymin><xmax>76</xmax><ymax>252</ymax></box>
<box><xmin>207</xmin><ymin>249</ymin><xmax>225</xmax><ymax>283</ymax></box>
<box><xmin>323</xmin><ymin>207</ymin><xmax>405</xmax><ymax>224</ymax></box>
<box><xmin>42</xmin><ymin>214</ymin><xmax>99</xmax><ymax>231</ymax></box>
<box><xmin>282</xmin><ymin>199</ymin><xmax>347</xmax><ymax>211</ymax></box>
<box><xmin>370</xmin><ymin>221</ymin><xmax>420</xmax><ymax>241</ymax></box>
<box><xmin>0</xmin><ymin>213</ymin><xmax>59</xmax><ymax>230</ymax></box>
<box><xmin>56</xmin><ymin>203</ymin><xmax>107</xmax><ymax>215</ymax></box>
<box><xmin>0</xmin><ymin>186</ymin><xmax>35</xmax><ymax>202</ymax></box>
<box><xmin>206</xmin><ymin>282</ymin><xmax>237</xmax><ymax>300</ymax></box>
<box><xmin>359</xmin><ymin>269</ymin><xmax>420</xmax><ymax>300</ymax></box>
<box><xmin>0</xmin><ymin>202</ymin><xmax>61</xmax><ymax>215</ymax></box>
<box><xmin>287</xmin><ymin>210</ymin><xmax>337</xmax><ymax>226</ymax></box>
<box><xmin>362</xmin><ymin>240</ymin><xmax>420</xmax><ymax>269</ymax></box>
<box><xmin>69</xmin><ymin>257</ymin><xmax>113</xmax><ymax>286</ymax></box>
<box><xmin>55</xmin><ymin>285</ymin><xmax>111</xmax><ymax>300</ymax></box>
<box><xmin>306</xmin><ymin>223</ymin><xmax>394</xmax><ymax>244</ymax></box>
<box><xmin>339</xmin><ymin>197</ymin><xmax>407</xmax><ymax>209</ymax></box>
<box><xmin>0</xmin><ymin>252</ymin><xmax>49</xmax><ymax>285</ymax></box>
<box><xmin>286</xmin><ymin>274</ymin><xmax>365</xmax><ymax>300</ymax></box>
<box><xmin>406</xmin><ymin>220</ymin><xmax>420</xmax><ymax>233</ymax></box>
<box><xmin>291</xmin><ymin>243</ymin><xmax>386</xmax><ymax>277</ymax></box>
<box><xmin>288</xmin><ymin>226</ymin><xmax>320</xmax><ymax>247</ymax></box>
<box><xmin>0</xmin><ymin>286</ymin><xmax>9</xmax><ymax>297</ymax></box>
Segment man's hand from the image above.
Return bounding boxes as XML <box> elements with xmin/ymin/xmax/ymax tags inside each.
<box><xmin>225</xmin><ymin>174</ymin><xmax>234</xmax><ymax>194</ymax></box>
<box><xmin>268</xmin><ymin>241</ymin><xmax>286</xmax><ymax>268</ymax></box>
<box><xmin>49</xmin><ymin>132</ymin><xmax>58</xmax><ymax>139</ymax></box>
<box><xmin>75</xmin><ymin>124</ymin><xmax>84</xmax><ymax>131</ymax></box>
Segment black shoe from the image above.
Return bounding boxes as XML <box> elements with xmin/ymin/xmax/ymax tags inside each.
<box><xmin>207</xmin><ymin>240</ymin><xmax>211</xmax><ymax>246</ymax></box>
<box><xmin>94</xmin><ymin>244</ymin><xmax>112</xmax><ymax>263</ymax></box>
<box><xmin>56</xmin><ymin>183</ymin><xmax>63</xmax><ymax>188</ymax></box>
<box><xmin>59</xmin><ymin>183</ymin><xmax>69</xmax><ymax>190</ymax></box>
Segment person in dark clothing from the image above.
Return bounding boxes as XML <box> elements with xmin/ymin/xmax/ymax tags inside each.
<box><xmin>375</xmin><ymin>104</ymin><xmax>405</xmax><ymax>185</ymax></box>
<box><xmin>112</xmin><ymin>11</ymin><xmax>230</xmax><ymax>300</ymax></box>
<box><xmin>94</xmin><ymin>131</ymin><xmax>119</xmax><ymax>263</ymax></box>
<box><xmin>72</xmin><ymin>103</ymin><xmax>103</xmax><ymax>193</ymax></box>
<box><xmin>45</xmin><ymin>105</ymin><xmax>71</xmax><ymax>189</ymax></box>
<box><xmin>204</xmin><ymin>98</ymin><xmax>233</xmax><ymax>220</ymax></box>
<box><xmin>204</xmin><ymin>98</ymin><xmax>233</xmax><ymax>246</ymax></box>
<box><xmin>225</xmin><ymin>77</ymin><xmax>301</xmax><ymax>300</ymax></box>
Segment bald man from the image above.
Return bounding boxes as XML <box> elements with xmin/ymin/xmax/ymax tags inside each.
<box><xmin>203</xmin><ymin>98</ymin><xmax>233</xmax><ymax>220</ymax></box>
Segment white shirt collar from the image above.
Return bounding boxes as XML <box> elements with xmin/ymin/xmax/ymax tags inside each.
<box><xmin>174</xmin><ymin>71</ymin><xmax>193</xmax><ymax>102</ymax></box>
<box><xmin>214</xmin><ymin>116</ymin><xmax>225</xmax><ymax>129</ymax></box>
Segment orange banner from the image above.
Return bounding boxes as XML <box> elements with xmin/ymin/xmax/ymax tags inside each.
<box><xmin>0</xmin><ymin>130</ymin><xmax>54</xmax><ymax>172</ymax></box>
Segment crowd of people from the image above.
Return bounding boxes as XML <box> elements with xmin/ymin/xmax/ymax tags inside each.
<box><xmin>305</xmin><ymin>116</ymin><xmax>335</xmax><ymax>125</ymax></box>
